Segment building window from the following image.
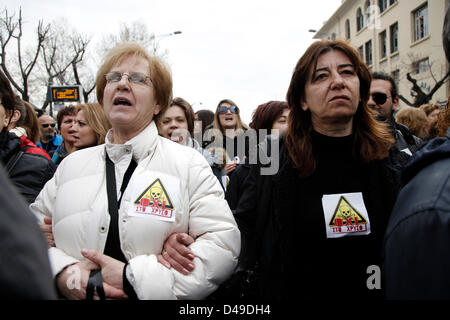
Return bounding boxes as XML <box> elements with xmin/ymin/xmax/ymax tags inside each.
<box><xmin>357</xmin><ymin>8</ymin><xmax>364</xmax><ymax>31</ymax></box>
<box><xmin>358</xmin><ymin>46</ymin><xmax>364</xmax><ymax>60</ymax></box>
<box><xmin>365</xmin><ymin>0</ymin><xmax>371</xmax><ymax>23</ymax></box>
<box><xmin>379</xmin><ymin>30</ymin><xmax>387</xmax><ymax>59</ymax></box>
<box><xmin>378</xmin><ymin>0</ymin><xmax>388</xmax><ymax>13</ymax></box>
<box><xmin>391</xmin><ymin>69</ymin><xmax>400</xmax><ymax>89</ymax></box>
<box><xmin>365</xmin><ymin>40</ymin><xmax>373</xmax><ymax>66</ymax></box>
<box><xmin>345</xmin><ymin>19</ymin><xmax>351</xmax><ymax>39</ymax></box>
<box><xmin>390</xmin><ymin>22</ymin><xmax>398</xmax><ymax>53</ymax></box>
<box><xmin>413</xmin><ymin>3</ymin><xmax>429</xmax><ymax>42</ymax></box>
<box><xmin>413</xmin><ymin>58</ymin><xmax>430</xmax><ymax>74</ymax></box>
<box><xmin>379</xmin><ymin>0</ymin><xmax>397</xmax><ymax>12</ymax></box>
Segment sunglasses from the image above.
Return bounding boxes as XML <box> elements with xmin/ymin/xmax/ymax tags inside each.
<box><xmin>371</xmin><ymin>92</ymin><xmax>391</xmax><ymax>105</ymax></box>
<box><xmin>218</xmin><ymin>106</ymin><xmax>238</xmax><ymax>114</ymax></box>
<box><xmin>42</xmin><ymin>123</ymin><xmax>56</xmax><ymax>128</ymax></box>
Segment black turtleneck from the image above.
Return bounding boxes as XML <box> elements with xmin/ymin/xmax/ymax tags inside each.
<box><xmin>279</xmin><ymin>130</ymin><xmax>387</xmax><ymax>299</ymax></box>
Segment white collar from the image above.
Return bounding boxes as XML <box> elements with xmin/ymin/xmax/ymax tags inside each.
<box><xmin>105</xmin><ymin>121</ymin><xmax>159</xmax><ymax>164</ymax></box>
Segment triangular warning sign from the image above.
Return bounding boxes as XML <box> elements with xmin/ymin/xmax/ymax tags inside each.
<box><xmin>134</xmin><ymin>178</ymin><xmax>174</xmax><ymax>209</ymax></box>
<box><xmin>329</xmin><ymin>196</ymin><xmax>367</xmax><ymax>227</ymax></box>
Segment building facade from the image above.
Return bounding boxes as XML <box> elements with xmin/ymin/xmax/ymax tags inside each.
<box><xmin>314</xmin><ymin>0</ymin><xmax>449</xmax><ymax>107</ymax></box>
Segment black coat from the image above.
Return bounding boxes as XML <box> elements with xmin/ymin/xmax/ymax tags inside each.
<box><xmin>235</xmin><ymin>134</ymin><xmax>404</xmax><ymax>300</ymax></box>
<box><xmin>0</xmin><ymin>164</ymin><xmax>56</xmax><ymax>299</ymax></box>
<box><xmin>0</xmin><ymin>132</ymin><xmax>55</xmax><ymax>203</ymax></box>
<box><xmin>225</xmin><ymin>162</ymin><xmax>250</xmax><ymax>211</ymax></box>
<box><xmin>383</xmin><ymin>129</ymin><xmax>450</xmax><ymax>299</ymax></box>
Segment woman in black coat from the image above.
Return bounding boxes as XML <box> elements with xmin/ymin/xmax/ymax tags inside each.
<box><xmin>235</xmin><ymin>40</ymin><xmax>405</xmax><ymax>301</ymax></box>
<box><xmin>0</xmin><ymin>70</ymin><xmax>55</xmax><ymax>203</ymax></box>
<box><xmin>155</xmin><ymin>41</ymin><xmax>406</xmax><ymax>301</ymax></box>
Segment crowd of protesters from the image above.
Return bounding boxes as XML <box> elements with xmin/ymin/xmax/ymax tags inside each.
<box><xmin>0</xmin><ymin>8</ymin><xmax>449</xmax><ymax>302</ymax></box>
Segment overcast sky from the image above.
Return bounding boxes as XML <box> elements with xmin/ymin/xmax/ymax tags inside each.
<box><xmin>2</xmin><ymin>0</ymin><xmax>342</xmax><ymax>123</ymax></box>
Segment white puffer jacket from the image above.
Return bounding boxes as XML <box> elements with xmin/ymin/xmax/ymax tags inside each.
<box><xmin>30</xmin><ymin>121</ymin><xmax>240</xmax><ymax>299</ymax></box>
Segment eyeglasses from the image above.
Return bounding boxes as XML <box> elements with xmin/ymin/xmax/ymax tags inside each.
<box><xmin>371</xmin><ymin>92</ymin><xmax>390</xmax><ymax>105</ymax></box>
<box><xmin>41</xmin><ymin>123</ymin><xmax>56</xmax><ymax>128</ymax></box>
<box><xmin>218</xmin><ymin>106</ymin><xmax>238</xmax><ymax>114</ymax></box>
<box><xmin>104</xmin><ymin>71</ymin><xmax>152</xmax><ymax>86</ymax></box>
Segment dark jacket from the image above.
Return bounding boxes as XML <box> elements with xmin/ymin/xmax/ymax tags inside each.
<box><xmin>394</xmin><ymin>121</ymin><xmax>423</xmax><ymax>155</ymax></box>
<box><xmin>383</xmin><ymin>128</ymin><xmax>450</xmax><ymax>299</ymax></box>
<box><xmin>235</xmin><ymin>133</ymin><xmax>404</xmax><ymax>300</ymax></box>
<box><xmin>0</xmin><ymin>164</ymin><xmax>56</xmax><ymax>299</ymax></box>
<box><xmin>226</xmin><ymin>162</ymin><xmax>251</xmax><ymax>211</ymax></box>
<box><xmin>19</xmin><ymin>135</ymin><xmax>52</xmax><ymax>161</ymax></box>
<box><xmin>0</xmin><ymin>131</ymin><xmax>55</xmax><ymax>203</ymax></box>
<box><xmin>226</xmin><ymin>134</ymin><xmax>279</xmax><ymax>211</ymax></box>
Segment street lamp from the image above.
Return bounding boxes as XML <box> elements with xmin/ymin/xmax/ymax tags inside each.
<box><xmin>191</xmin><ymin>101</ymin><xmax>203</xmax><ymax>109</ymax></box>
<box><xmin>152</xmin><ymin>31</ymin><xmax>182</xmax><ymax>54</ymax></box>
<box><xmin>308</xmin><ymin>29</ymin><xmax>329</xmax><ymax>39</ymax></box>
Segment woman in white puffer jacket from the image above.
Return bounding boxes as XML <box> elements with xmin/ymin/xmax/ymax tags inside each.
<box><xmin>30</xmin><ymin>42</ymin><xmax>240</xmax><ymax>300</ymax></box>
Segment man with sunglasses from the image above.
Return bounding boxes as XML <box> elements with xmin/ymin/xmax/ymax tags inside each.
<box><xmin>37</xmin><ymin>114</ymin><xmax>63</xmax><ymax>157</ymax></box>
<box><xmin>368</xmin><ymin>72</ymin><xmax>423</xmax><ymax>156</ymax></box>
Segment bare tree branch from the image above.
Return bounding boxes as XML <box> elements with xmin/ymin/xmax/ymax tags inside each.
<box><xmin>1</xmin><ymin>7</ymin><xmax>50</xmax><ymax>102</ymax></box>
<box><xmin>0</xmin><ymin>8</ymin><xmax>23</xmax><ymax>94</ymax></box>
<box><xmin>402</xmin><ymin>70</ymin><xmax>450</xmax><ymax>107</ymax></box>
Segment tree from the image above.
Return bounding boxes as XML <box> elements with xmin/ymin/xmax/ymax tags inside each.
<box><xmin>97</xmin><ymin>21</ymin><xmax>164</xmax><ymax>57</ymax></box>
<box><xmin>398</xmin><ymin>53</ymin><xmax>450</xmax><ymax>107</ymax></box>
<box><xmin>398</xmin><ymin>71</ymin><xmax>450</xmax><ymax>107</ymax></box>
<box><xmin>39</xmin><ymin>18</ymin><xmax>95</xmax><ymax>111</ymax></box>
<box><xmin>0</xmin><ymin>7</ymin><xmax>50</xmax><ymax>102</ymax></box>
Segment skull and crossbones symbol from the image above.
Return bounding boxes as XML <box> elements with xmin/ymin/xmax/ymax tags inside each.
<box><xmin>151</xmin><ymin>187</ymin><xmax>162</xmax><ymax>202</ymax></box>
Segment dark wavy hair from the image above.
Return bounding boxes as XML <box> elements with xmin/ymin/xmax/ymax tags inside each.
<box><xmin>0</xmin><ymin>70</ymin><xmax>16</xmax><ymax>112</ymax></box>
<box><xmin>195</xmin><ymin>109</ymin><xmax>215</xmax><ymax>136</ymax></box>
<box><xmin>285</xmin><ymin>40</ymin><xmax>394</xmax><ymax>177</ymax></box>
<box><xmin>56</xmin><ymin>105</ymin><xmax>76</xmax><ymax>129</ymax></box>
<box><xmin>169</xmin><ymin>97</ymin><xmax>195</xmax><ymax>137</ymax></box>
<box><xmin>250</xmin><ymin>101</ymin><xmax>288</xmax><ymax>131</ymax></box>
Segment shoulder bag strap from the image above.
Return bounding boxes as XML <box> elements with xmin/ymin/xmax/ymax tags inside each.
<box><xmin>5</xmin><ymin>151</ymin><xmax>24</xmax><ymax>174</ymax></box>
<box><xmin>104</xmin><ymin>153</ymin><xmax>136</xmax><ymax>263</ymax></box>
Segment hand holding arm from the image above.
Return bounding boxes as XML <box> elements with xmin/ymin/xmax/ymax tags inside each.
<box><xmin>80</xmin><ymin>249</ymin><xmax>129</xmax><ymax>300</ymax></box>
<box><xmin>157</xmin><ymin>233</ymin><xmax>195</xmax><ymax>275</ymax></box>
<box><xmin>40</xmin><ymin>216</ymin><xmax>54</xmax><ymax>248</ymax></box>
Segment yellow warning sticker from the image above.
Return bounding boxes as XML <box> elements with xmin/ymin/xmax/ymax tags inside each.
<box><xmin>134</xmin><ymin>178</ymin><xmax>174</xmax><ymax>210</ymax></box>
<box><xmin>127</xmin><ymin>172</ymin><xmax>180</xmax><ymax>222</ymax></box>
<box><xmin>322</xmin><ymin>192</ymin><xmax>371</xmax><ymax>238</ymax></box>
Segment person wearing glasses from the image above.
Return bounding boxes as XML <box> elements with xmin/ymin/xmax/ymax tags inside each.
<box><xmin>368</xmin><ymin>72</ymin><xmax>423</xmax><ymax>156</ymax></box>
<box><xmin>37</xmin><ymin>114</ymin><xmax>63</xmax><ymax>157</ymax></box>
<box><xmin>158</xmin><ymin>41</ymin><xmax>406</xmax><ymax>300</ymax></box>
<box><xmin>30</xmin><ymin>42</ymin><xmax>240</xmax><ymax>300</ymax></box>
<box><xmin>205</xmin><ymin>99</ymin><xmax>250</xmax><ymax>177</ymax></box>
<box><xmin>0</xmin><ymin>70</ymin><xmax>55</xmax><ymax>203</ymax></box>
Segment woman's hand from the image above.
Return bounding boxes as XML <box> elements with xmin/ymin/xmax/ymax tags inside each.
<box><xmin>40</xmin><ymin>216</ymin><xmax>54</xmax><ymax>248</ymax></box>
<box><xmin>225</xmin><ymin>161</ymin><xmax>237</xmax><ymax>175</ymax></box>
<box><xmin>56</xmin><ymin>260</ymin><xmax>99</xmax><ymax>300</ymax></box>
<box><xmin>81</xmin><ymin>249</ymin><xmax>128</xmax><ymax>299</ymax></box>
<box><xmin>157</xmin><ymin>233</ymin><xmax>195</xmax><ymax>275</ymax></box>
<box><xmin>56</xmin><ymin>253</ymin><xmax>128</xmax><ymax>300</ymax></box>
